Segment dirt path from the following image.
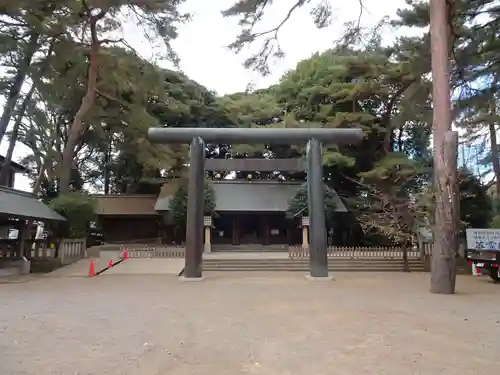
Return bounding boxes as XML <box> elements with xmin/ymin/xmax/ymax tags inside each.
<box><xmin>1</xmin><ymin>272</ymin><xmax>499</xmax><ymax>375</ymax></box>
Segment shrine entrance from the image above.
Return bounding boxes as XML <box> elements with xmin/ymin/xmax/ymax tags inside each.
<box><xmin>148</xmin><ymin>127</ymin><xmax>363</xmax><ymax>279</ymax></box>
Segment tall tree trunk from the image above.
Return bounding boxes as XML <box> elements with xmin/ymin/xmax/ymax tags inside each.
<box><xmin>0</xmin><ymin>84</ymin><xmax>38</xmax><ymax>185</ymax></box>
<box><xmin>0</xmin><ymin>32</ymin><xmax>39</xmax><ymax>144</ymax></box>
<box><xmin>429</xmin><ymin>0</ymin><xmax>458</xmax><ymax>294</ymax></box>
<box><xmin>488</xmin><ymin>122</ymin><xmax>500</xmax><ymax>197</ymax></box>
<box><xmin>59</xmin><ymin>12</ymin><xmax>105</xmax><ymax>193</ymax></box>
<box><xmin>104</xmin><ymin>128</ymin><xmax>111</xmax><ymax>194</ymax></box>
<box><xmin>32</xmin><ymin>161</ymin><xmax>48</xmax><ymax>195</ymax></box>
<box><xmin>0</xmin><ymin>38</ymin><xmax>56</xmax><ymax>185</ymax></box>
<box><xmin>488</xmin><ymin>89</ymin><xmax>500</xmax><ymax>196</ymax></box>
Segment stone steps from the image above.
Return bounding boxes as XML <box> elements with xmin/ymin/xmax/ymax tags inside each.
<box><xmin>202</xmin><ymin>258</ymin><xmax>426</xmax><ymax>272</ymax></box>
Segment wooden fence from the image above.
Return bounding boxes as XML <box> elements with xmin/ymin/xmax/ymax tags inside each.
<box><xmin>289</xmin><ymin>244</ymin><xmax>433</xmax><ymax>260</ymax></box>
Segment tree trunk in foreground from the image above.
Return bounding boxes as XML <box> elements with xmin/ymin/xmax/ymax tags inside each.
<box><xmin>431</xmin><ymin>131</ymin><xmax>458</xmax><ymax>293</ymax></box>
<box><xmin>429</xmin><ymin>0</ymin><xmax>458</xmax><ymax>294</ymax></box>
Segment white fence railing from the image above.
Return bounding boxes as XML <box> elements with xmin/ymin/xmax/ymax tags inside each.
<box><xmin>127</xmin><ymin>246</ymin><xmax>185</xmax><ymax>259</ymax></box>
<box><xmin>113</xmin><ymin>244</ymin><xmax>434</xmax><ymax>260</ymax></box>
<box><xmin>289</xmin><ymin>245</ymin><xmax>433</xmax><ymax>260</ymax></box>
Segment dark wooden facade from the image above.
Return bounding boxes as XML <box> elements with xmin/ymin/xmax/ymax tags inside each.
<box><xmin>93</xmin><ymin>195</ymin><xmax>162</xmax><ymax>244</ymax></box>
<box><xmin>99</xmin><ymin>216</ymin><xmax>161</xmax><ymax>243</ymax></box>
<box><xmin>212</xmin><ymin>212</ymin><xmax>302</xmax><ymax>245</ymax></box>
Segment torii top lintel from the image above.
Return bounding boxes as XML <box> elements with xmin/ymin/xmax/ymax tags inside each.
<box><xmin>147</xmin><ymin>127</ymin><xmax>364</xmax><ymax>145</ymax></box>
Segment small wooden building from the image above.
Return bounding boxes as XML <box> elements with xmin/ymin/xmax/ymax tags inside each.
<box><xmin>1</xmin><ymin>157</ymin><xmax>66</xmax><ymax>261</ymax></box>
<box><xmin>93</xmin><ymin>195</ymin><xmax>161</xmax><ymax>243</ymax></box>
<box><xmin>0</xmin><ymin>186</ymin><xmax>66</xmax><ymax>261</ymax></box>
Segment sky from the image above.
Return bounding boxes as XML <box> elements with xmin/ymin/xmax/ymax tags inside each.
<box><xmin>0</xmin><ymin>0</ymin><xmax>412</xmax><ymax>192</ymax></box>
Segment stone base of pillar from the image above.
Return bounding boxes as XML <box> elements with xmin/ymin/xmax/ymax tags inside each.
<box><xmin>179</xmin><ymin>276</ymin><xmax>204</xmax><ymax>282</ymax></box>
<box><xmin>204</xmin><ymin>242</ymin><xmax>211</xmax><ymax>253</ymax></box>
<box><xmin>305</xmin><ymin>274</ymin><xmax>334</xmax><ymax>282</ymax></box>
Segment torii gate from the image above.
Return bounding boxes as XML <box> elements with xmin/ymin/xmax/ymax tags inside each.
<box><xmin>148</xmin><ymin>127</ymin><xmax>364</xmax><ymax>279</ymax></box>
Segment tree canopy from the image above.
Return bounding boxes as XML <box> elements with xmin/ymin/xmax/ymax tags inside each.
<box><xmin>168</xmin><ymin>180</ymin><xmax>216</xmax><ymax>228</ymax></box>
<box><xmin>0</xmin><ymin>0</ymin><xmax>496</xmax><ymax>247</ymax></box>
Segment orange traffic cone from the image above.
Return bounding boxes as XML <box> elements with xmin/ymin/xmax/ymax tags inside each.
<box><xmin>88</xmin><ymin>260</ymin><xmax>95</xmax><ymax>277</ymax></box>
<box><xmin>122</xmin><ymin>248</ymin><xmax>129</xmax><ymax>260</ymax></box>
<box><xmin>108</xmin><ymin>258</ymin><xmax>113</xmax><ymax>268</ymax></box>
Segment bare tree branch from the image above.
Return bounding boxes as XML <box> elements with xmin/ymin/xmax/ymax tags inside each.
<box><xmin>223</xmin><ymin>0</ymin><xmax>367</xmax><ymax>75</ymax></box>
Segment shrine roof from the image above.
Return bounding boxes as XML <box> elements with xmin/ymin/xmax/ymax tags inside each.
<box><xmin>155</xmin><ymin>180</ymin><xmax>347</xmax><ymax>213</ymax></box>
<box><xmin>0</xmin><ymin>186</ymin><xmax>66</xmax><ymax>221</ymax></box>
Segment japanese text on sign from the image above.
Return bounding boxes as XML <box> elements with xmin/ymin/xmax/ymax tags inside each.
<box><xmin>466</xmin><ymin>229</ymin><xmax>500</xmax><ymax>250</ymax></box>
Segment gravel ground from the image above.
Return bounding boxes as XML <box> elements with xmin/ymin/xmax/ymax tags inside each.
<box><xmin>1</xmin><ymin>272</ymin><xmax>499</xmax><ymax>375</ymax></box>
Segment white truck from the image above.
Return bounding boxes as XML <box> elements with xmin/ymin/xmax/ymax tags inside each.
<box><xmin>466</xmin><ymin>229</ymin><xmax>500</xmax><ymax>282</ymax></box>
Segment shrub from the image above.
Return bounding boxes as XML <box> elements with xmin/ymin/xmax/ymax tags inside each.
<box><xmin>49</xmin><ymin>192</ymin><xmax>95</xmax><ymax>238</ymax></box>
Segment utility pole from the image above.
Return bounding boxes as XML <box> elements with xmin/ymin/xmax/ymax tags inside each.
<box><xmin>429</xmin><ymin>0</ymin><xmax>459</xmax><ymax>294</ymax></box>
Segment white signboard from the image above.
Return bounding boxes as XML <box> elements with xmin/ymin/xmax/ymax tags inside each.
<box><xmin>35</xmin><ymin>224</ymin><xmax>45</xmax><ymax>240</ymax></box>
<box><xmin>466</xmin><ymin>228</ymin><xmax>500</xmax><ymax>250</ymax></box>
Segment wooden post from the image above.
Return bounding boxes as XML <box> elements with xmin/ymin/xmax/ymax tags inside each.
<box><xmin>204</xmin><ymin>216</ymin><xmax>212</xmax><ymax>253</ymax></box>
<box><xmin>204</xmin><ymin>227</ymin><xmax>211</xmax><ymax>253</ymax></box>
<box><xmin>418</xmin><ymin>237</ymin><xmax>425</xmax><ymax>261</ymax></box>
<box><xmin>58</xmin><ymin>239</ymin><xmax>65</xmax><ymax>264</ymax></box>
<box><xmin>232</xmin><ymin>216</ymin><xmax>239</xmax><ymax>245</ymax></box>
<box><xmin>302</xmin><ymin>226</ymin><xmax>309</xmax><ymax>249</ymax></box>
<box><xmin>302</xmin><ymin>216</ymin><xmax>309</xmax><ymax>249</ymax></box>
<box><xmin>17</xmin><ymin>221</ymin><xmax>26</xmax><ymax>259</ymax></box>
<box><xmin>262</xmin><ymin>216</ymin><xmax>270</xmax><ymax>245</ymax></box>
<box><xmin>287</xmin><ymin>220</ymin><xmax>293</xmax><ymax>245</ymax></box>
<box><xmin>429</xmin><ymin>0</ymin><xmax>458</xmax><ymax>294</ymax></box>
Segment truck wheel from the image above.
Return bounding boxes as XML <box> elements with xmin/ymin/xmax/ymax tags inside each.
<box><xmin>488</xmin><ymin>269</ymin><xmax>500</xmax><ymax>282</ymax></box>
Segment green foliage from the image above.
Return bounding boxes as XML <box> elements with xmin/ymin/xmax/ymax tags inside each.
<box><xmin>287</xmin><ymin>183</ymin><xmax>339</xmax><ymax>224</ymax></box>
<box><xmin>351</xmin><ymin>152</ymin><xmax>431</xmax><ymax>242</ymax></box>
<box><xmin>15</xmin><ymin>42</ymin><xmax>232</xmax><ymax>193</ymax></box>
<box><xmin>0</xmin><ymin>0</ymin><xmax>191</xmax><ymax>192</ymax></box>
<box><xmin>7</xmin><ymin>0</ymin><xmax>500</xmax><ymax>247</ymax></box>
<box><xmin>457</xmin><ymin>169</ymin><xmax>492</xmax><ymax>230</ymax></box>
<box><xmin>215</xmin><ymin>37</ymin><xmax>433</xmax><ymax>243</ymax></box>
<box><xmin>49</xmin><ymin>192</ymin><xmax>95</xmax><ymax>238</ymax></box>
<box><xmin>490</xmin><ymin>216</ymin><xmax>500</xmax><ymax>228</ymax></box>
<box><xmin>168</xmin><ymin>180</ymin><xmax>216</xmax><ymax>227</ymax></box>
